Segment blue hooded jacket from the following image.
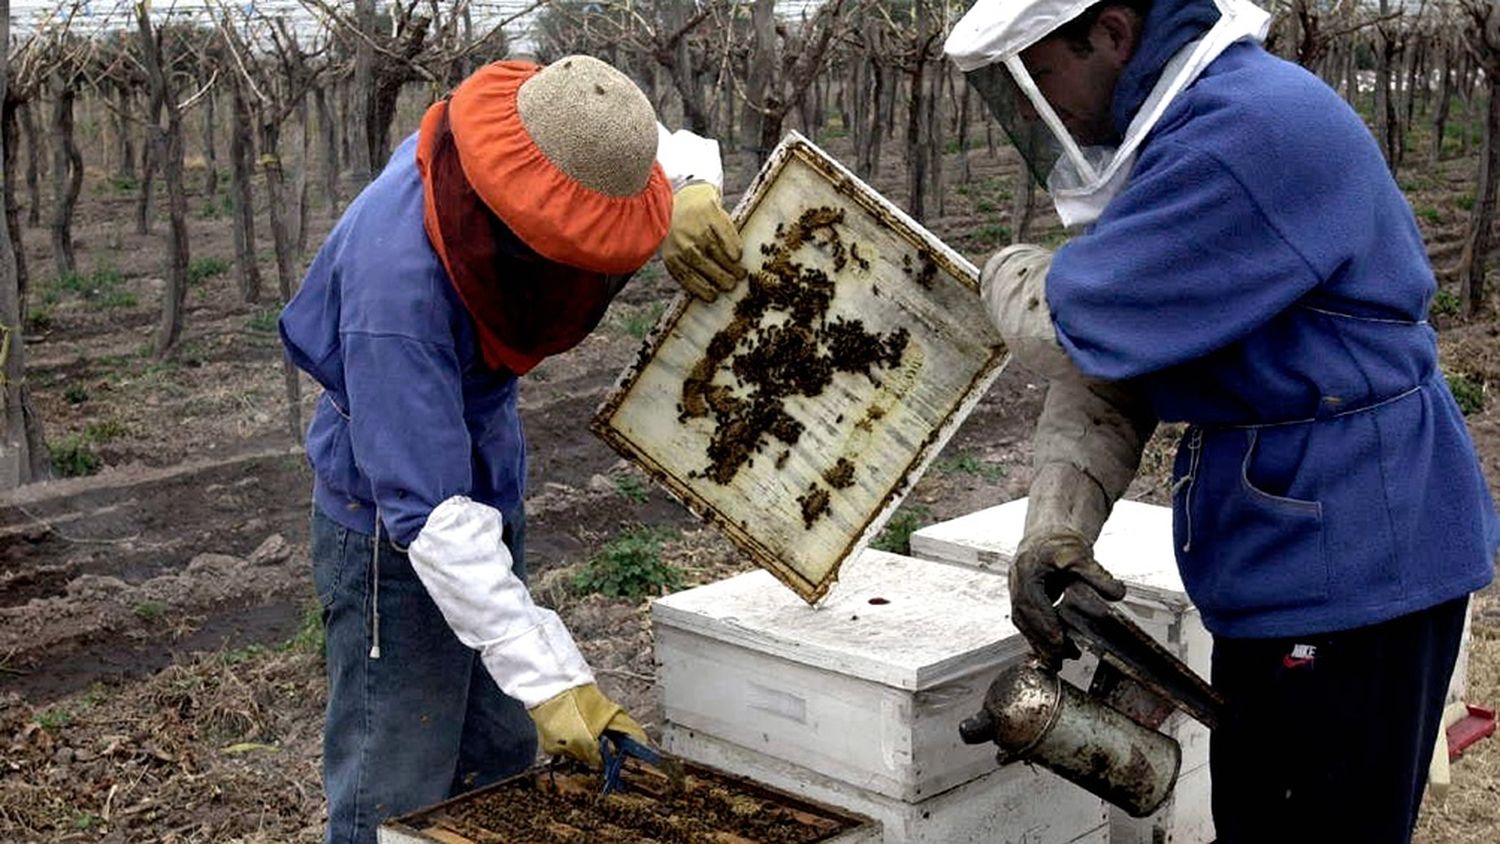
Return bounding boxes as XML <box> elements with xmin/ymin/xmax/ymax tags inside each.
<box><xmin>279</xmin><ymin>134</ymin><xmax>526</xmax><ymax>546</ymax></box>
<box><xmin>1046</xmin><ymin>0</ymin><xmax>1498</xmax><ymax>637</ymax></box>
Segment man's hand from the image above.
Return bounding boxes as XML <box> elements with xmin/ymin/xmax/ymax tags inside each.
<box><xmin>529</xmin><ymin>682</ymin><xmax>647</xmax><ymax>768</ymax></box>
<box><xmin>1009</xmin><ymin>529</ymin><xmax>1127</xmax><ymax>668</ymax></box>
<box><xmin>662</xmin><ymin>182</ymin><xmax>746</xmax><ymax>301</ymax></box>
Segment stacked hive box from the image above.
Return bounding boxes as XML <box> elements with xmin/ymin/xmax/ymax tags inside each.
<box><xmin>909</xmin><ymin>499</ymin><xmax>1214</xmax><ymax>844</ymax></box>
<box><xmin>653</xmin><ymin>548</ymin><xmax>1111</xmax><ymax>843</ymax></box>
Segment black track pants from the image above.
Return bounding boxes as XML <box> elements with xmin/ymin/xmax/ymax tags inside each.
<box><xmin>1209</xmin><ymin>596</ymin><xmax>1469</xmax><ymax>844</ymax></box>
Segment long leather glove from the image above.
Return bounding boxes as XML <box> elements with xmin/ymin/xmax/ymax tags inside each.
<box><xmin>408</xmin><ymin>496</ymin><xmax>647</xmax><ymax>768</ymax></box>
<box><xmin>530</xmin><ymin>683</ymin><xmax>648</xmax><ymax>767</ymax></box>
<box><xmin>662</xmin><ymin>182</ymin><xmax>746</xmax><ymax>301</ymax></box>
<box><xmin>982</xmin><ymin>245</ymin><xmax>1157</xmax><ymax>667</ymax></box>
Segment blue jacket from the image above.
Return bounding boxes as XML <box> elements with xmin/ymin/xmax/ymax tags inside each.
<box><xmin>280</xmin><ymin>134</ymin><xmax>525</xmax><ymax>546</ymax></box>
<box><xmin>1048</xmin><ymin>0</ymin><xmax>1498</xmax><ymax>637</ymax></box>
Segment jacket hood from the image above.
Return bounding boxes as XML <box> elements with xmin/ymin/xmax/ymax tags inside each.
<box><xmin>1111</xmin><ymin>0</ymin><xmax>1223</xmax><ymax>136</ymax></box>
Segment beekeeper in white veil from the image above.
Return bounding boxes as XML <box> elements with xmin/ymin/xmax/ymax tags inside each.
<box><xmin>944</xmin><ymin>2</ymin><xmax>1499</xmax><ymax>842</ymax></box>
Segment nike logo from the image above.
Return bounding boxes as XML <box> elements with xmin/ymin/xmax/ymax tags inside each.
<box><xmin>1283</xmin><ymin>644</ymin><xmax>1318</xmax><ymax>669</ymax></box>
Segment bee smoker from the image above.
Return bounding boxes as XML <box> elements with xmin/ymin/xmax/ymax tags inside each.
<box><xmin>958</xmin><ymin>584</ymin><xmax>1224</xmax><ymax>818</ymax></box>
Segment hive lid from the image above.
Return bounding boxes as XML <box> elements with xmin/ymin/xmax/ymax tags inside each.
<box><xmin>651</xmin><ymin>548</ymin><xmax>1026</xmax><ymax>691</ymax></box>
<box><xmin>593</xmin><ymin>132</ymin><xmax>1008</xmax><ymax>602</ymax></box>
<box><xmin>911</xmin><ymin>498</ymin><xmax>1192</xmax><ymax>607</ymax></box>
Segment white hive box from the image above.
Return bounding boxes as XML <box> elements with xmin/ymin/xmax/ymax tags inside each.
<box><xmin>654</xmin><ymin>548</ymin><xmax>1093</xmax><ymax>800</ymax></box>
<box><xmin>664</xmin><ymin>726</ymin><xmax>1109</xmax><ymax>844</ymax></box>
<box><xmin>653</xmin><ymin>548</ymin><xmax>1109</xmax><ymax>843</ymax></box>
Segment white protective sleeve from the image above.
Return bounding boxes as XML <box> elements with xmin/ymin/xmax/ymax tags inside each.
<box><xmin>408</xmin><ymin>496</ymin><xmax>593</xmax><ymax>709</ymax></box>
<box><xmin>980</xmin><ymin>244</ymin><xmax>1156</xmax><ymax>540</ymax></box>
<box><xmin>656</xmin><ymin>123</ymin><xmax>724</xmax><ymax>193</ymax></box>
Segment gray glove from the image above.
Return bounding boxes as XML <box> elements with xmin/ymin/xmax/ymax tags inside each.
<box><xmin>1010</xmin><ymin>528</ymin><xmax>1126</xmax><ymax>668</ymax></box>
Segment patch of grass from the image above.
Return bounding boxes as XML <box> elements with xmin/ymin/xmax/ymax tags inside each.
<box><xmin>63</xmin><ymin>384</ymin><xmax>89</xmax><ymax>405</ymax></box>
<box><xmin>198</xmin><ymin>190</ymin><xmax>234</xmax><ymax>220</ymax></box>
<box><xmin>1457</xmin><ymin>194</ymin><xmax>1475</xmax><ymax>212</ymax></box>
<box><xmin>622</xmin><ymin>301</ymin><xmax>667</xmax><ymax>340</ymax></box>
<box><xmin>613</xmin><ymin>474</ymin><xmax>650</xmax><ymax>504</ymax></box>
<box><xmin>1416</xmin><ymin>206</ymin><xmax>1441</xmax><ymax>224</ymax></box>
<box><xmin>107</xmin><ymin>174</ymin><xmax>138</xmax><ymax>193</ymax></box>
<box><xmin>49</xmin><ymin>266</ymin><xmax>130</xmax><ymax>309</ymax></box>
<box><xmin>246</xmin><ymin>307</ymin><xmax>281</xmax><ymax>333</ymax></box>
<box><xmin>85</xmin><ymin>420</ymin><xmax>128</xmax><ymax>442</ymax></box>
<box><xmin>944</xmin><ymin>137</ymin><xmax>973</xmax><ymax>154</ymax></box>
<box><xmin>974</xmin><ymin>198</ymin><xmax>998</xmax><ymax>214</ymax></box>
<box><xmin>132</xmin><ymin>601</ymin><xmax>167</xmax><ymax>623</ymax></box>
<box><xmin>934</xmin><ymin>452</ymin><xmax>1007</xmax><ymax>482</ymax></box>
<box><xmin>1432</xmin><ymin>290</ymin><xmax>1463</xmax><ymax>317</ymax></box>
<box><xmin>27</xmin><ymin>304</ymin><xmax>53</xmax><ymax>332</ymax></box>
<box><xmin>221</xmin><ymin>643</ymin><xmax>272</xmax><ymax>666</ymax></box>
<box><xmin>573</xmin><ymin>526</ymin><xmax>682</xmax><ymax>600</ymax></box>
<box><xmin>35</xmin><ymin>706</ymin><xmax>73</xmax><ymax>730</ymax></box>
<box><xmin>976</xmin><ymin>223</ymin><xmax>1011</xmax><ymax>247</ymax></box>
<box><xmin>73</xmin><ymin>812</ymin><xmax>104</xmax><ymax>831</ymax></box>
<box><xmin>49</xmin><ymin>434</ymin><xmax>103</xmax><ymax>477</ymax></box>
<box><xmin>48</xmin><ymin>418</ymin><xmax>128</xmax><ymax>476</ymax></box>
<box><xmin>1447</xmin><ymin>372</ymin><xmax>1486</xmax><ymax>416</ymax></box>
<box><xmin>189</xmin><ymin>257</ymin><xmax>232</xmax><ymax>286</ymax></box>
<box><xmin>92</xmin><ymin>289</ymin><xmax>138</xmax><ymax>310</ymax></box>
<box><xmin>871</xmin><ymin>505</ymin><xmax>932</xmax><ymax>555</ymax></box>
<box><xmin>286</xmin><ymin>600</ymin><xmax>325</xmax><ymax>657</ymax></box>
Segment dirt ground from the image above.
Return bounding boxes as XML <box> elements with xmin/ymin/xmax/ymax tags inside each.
<box><xmin>2</xmin><ymin>115</ymin><xmax>1499</xmax><ymax>843</ymax></box>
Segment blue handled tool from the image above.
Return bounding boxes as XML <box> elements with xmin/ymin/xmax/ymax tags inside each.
<box><xmin>598</xmin><ymin>730</ymin><xmax>665</xmax><ymax>796</ymax></box>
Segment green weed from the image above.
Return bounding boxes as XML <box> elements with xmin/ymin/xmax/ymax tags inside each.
<box><xmin>107</xmin><ymin>174</ymin><xmax>139</xmax><ymax>193</ymax></box>
<box><xmin>1457</xmin><ymin>194</ymin><xmax>1476</xmax><ymax>211</ymax></box>
<box><xmin>614</xmin><ymin>474</ymin><xmax>650</xmax><ymax>504</ymax></box>
<box><xmin>286</xmin><ymin>600</ymin><xmax>326</xmax><ymax>657</ymax></box>
<box><xmin>27</xmin><ymin>304</ymin><xmax>52</xmax><ymax>332</ymax></box>
<box><xmin>132</xmin><ymin>601</ymin><xmax>166</xmax><ymax>623</ymax></box>
<box><xmin>871</xmin><ymin>506</ymin><xmax>932</xmax><ymax>555</ymax></box>
<box><xmin>1447</xmin><ymin>372</ymin><xmax>1486</xmax><ymax>416</ymax></box>
<box><xmin>934</xmin><ymin>452</ymin><xmax>1007</xmax><ymax>482</ymax></box>
<box><xmin>573</xmin><ymin>526</ymin><xmax>682</xmax><ymax>600</ymax></box>
<box><xmin>1416</xmin><ymin>207</ymin><xmax>1441</xmax><ymax>224</ymax></box>
<box><xmin>36</xmin><ymin>707</ymin><xmax>73</xmax><ymax>730</ymax></box>
<box><xmin>74</xmin><ymin>812</ymin><xmax>104</xmax><ymax>831</ymax></box>
<box><xmin>976</xmin><ymin>223</ymin><xmax>1011</xmax><ymax>247</ymax></box>
<box><xmin>85</xmin><ymin>420</ymin><xmax>128</xmax><ymax>442</ymax></box>
<box><xmin>1431</xmin><ymin>290</ymin><xmax>1462</xmax><ymax>317</ymax></box>
<box><xmin>189</xmin><ymin>257</ymin><xmax>231</xmax><ymax>286</ymax></box>
<box><xmin>246</xmin><ymin>307</ymin><xmax>281</xmax><ymax>333</ymax></box>
<box><xmin>199</xmin><ymin>191</ymin><xmax>234</xmax><ymax>220</ymax></box>
<box><xmin>49</xmin><ymin>434</ymin><xmax>102</xmax><ymax>477</ymax></box>
<box><xmin>49</xmin><ymin>266</ymin><xmax>131</xmax><ymax>310</ymax></box>
<box><xmin>63</xmin><ymin>384</ymin><xmax>89</xmax><ymax>405</ymax></box>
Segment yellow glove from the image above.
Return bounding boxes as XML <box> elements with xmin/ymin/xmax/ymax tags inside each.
<box><xmin>662</xmin><ymin>183</ymin><xmax>747</xmax><ymax>301</ymax></box>
<box><xmin>529</xmin><ymin>682</ymin><xmax>647</xmax><ymax>768</ymax></box>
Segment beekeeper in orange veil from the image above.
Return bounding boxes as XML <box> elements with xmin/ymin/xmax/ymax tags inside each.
<box><xmin>280</xmin><ymin>55</ymin><xmax>746</xmax><ymax>844</ymax></box>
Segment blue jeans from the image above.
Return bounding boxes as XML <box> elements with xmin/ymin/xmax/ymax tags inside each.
<box><xmin>311</xmin><ymin>506</ymin><xmax>538</xmax><ymax>844</ymax></box>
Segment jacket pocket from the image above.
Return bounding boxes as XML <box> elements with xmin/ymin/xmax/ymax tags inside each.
<box><xmin>1176</xmin><ymin>429</ymin><xmax>1332</xmax><ymax>618</ymax></box>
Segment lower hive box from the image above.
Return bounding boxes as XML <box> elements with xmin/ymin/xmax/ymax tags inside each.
<box><xmin>377</xmin><ymin>759</ymin><xmax>878</xmax><ymax>843</ymax></box>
